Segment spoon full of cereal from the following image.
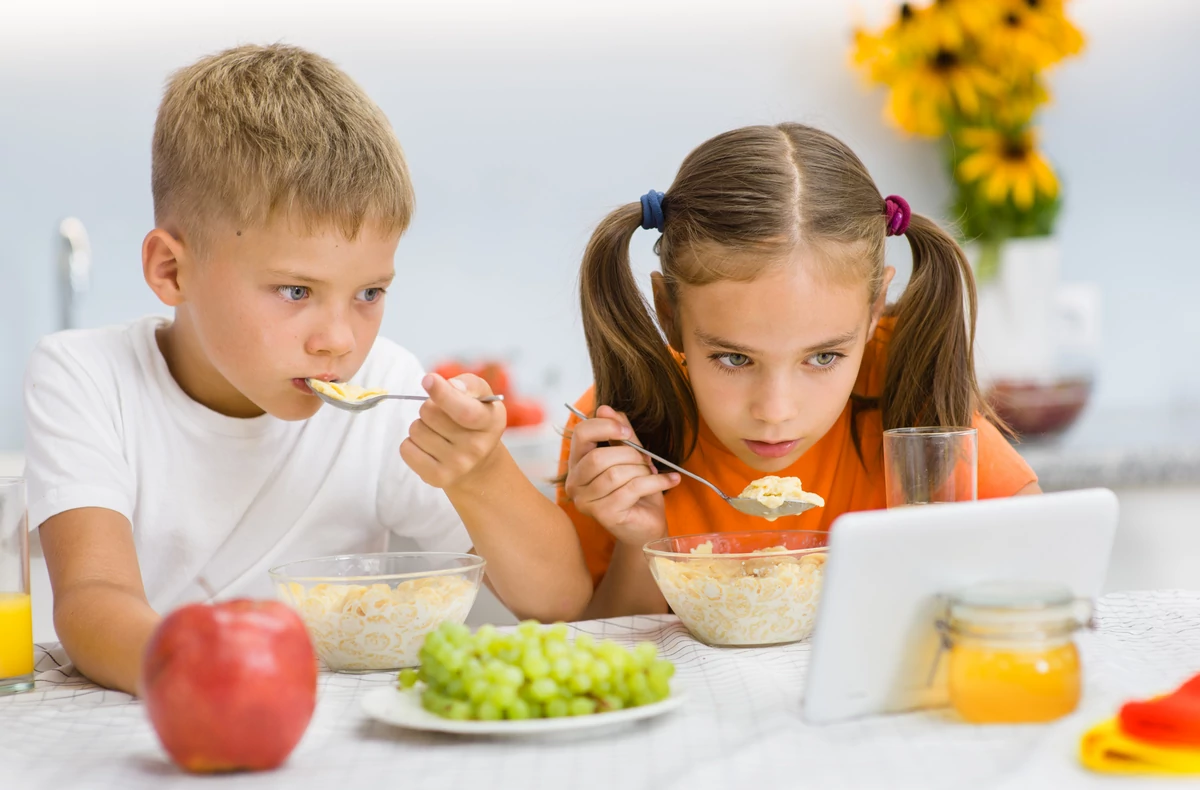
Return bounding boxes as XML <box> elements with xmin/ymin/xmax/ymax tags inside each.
<box><xmin>308</xmin><ymin>379</ymin><xmax>503</xmax><ymax>413</ymax></box>
<box><xmin>564</xmin><ymin>403</ymin><xmax>824</xmax><ymax>520</ymax></box>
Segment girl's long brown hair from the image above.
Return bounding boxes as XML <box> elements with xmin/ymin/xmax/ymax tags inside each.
<box><xmin>579</xmin><ymin>123</ymin><xmax>996</xmax><ymax>466</ymax></box>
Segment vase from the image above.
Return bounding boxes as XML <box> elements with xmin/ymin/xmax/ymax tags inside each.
<box><xmin>970</xmin><ymin>236</ymin><xmax>1061</xmax><ymax>389</ymax></box>
<box><xmin>968</xmin><ymin>237</ymin><xmax>1098</xmax><ymax>439</ymax></box>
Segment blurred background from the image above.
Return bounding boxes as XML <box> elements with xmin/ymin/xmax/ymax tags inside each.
<box><xmin>2</xmin><ymin>0</ymin><xmax>1198</xmax><ymax>636</ymax></box>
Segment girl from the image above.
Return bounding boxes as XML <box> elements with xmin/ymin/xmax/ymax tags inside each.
<box><xmin>558</xmin><ymin>123</ymin><xmax>1041</xmax><ymax>619</ymax></box>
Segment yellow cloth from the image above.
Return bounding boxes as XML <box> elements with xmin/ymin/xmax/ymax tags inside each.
<box><xmin>1080</xmin><ymin>717</ymin><xmax>1200</xmax><ymax>775</ymax></box>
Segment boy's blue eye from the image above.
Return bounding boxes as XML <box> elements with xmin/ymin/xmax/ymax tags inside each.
<box><xmin>716</xmin><ymin>353</ymin><xmax>751</xmax><ymax>368</ymax></box>
<box><xmin>811</xmin><ymin>352</ymin><xmax>840</xmax><ymax>368</ymax></box>
<box><xmin>278</xmin><ymin>285</ymin><xmax>309</xmax><ymax>302</ymax></box>
<box><xmin>357</xmin><ymin>287</ymin><xmax>386</xmax><ymax>303</ymax></box>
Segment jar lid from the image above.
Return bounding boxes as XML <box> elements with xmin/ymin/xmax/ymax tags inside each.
<box><xmin>950</xmin><ymin>580</ymin><xmax>1074</xmax><ymax>611</ymax></box>
<box><xmin>945</xmin><ymin>580</ymin><xmax>1091</xmax><ymax>639</ymax></box>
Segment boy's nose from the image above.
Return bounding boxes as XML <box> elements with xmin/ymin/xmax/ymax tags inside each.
<box><xmin>308</xmin><ymin>314</ymin><xmax>356</xmax><ymax>357</ymax></box>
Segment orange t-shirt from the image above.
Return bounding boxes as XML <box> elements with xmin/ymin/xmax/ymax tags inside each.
<box><xmin>556</xmin><ymin>316</ymin><xmax>1038</xmax><ymax>588</ymax></box>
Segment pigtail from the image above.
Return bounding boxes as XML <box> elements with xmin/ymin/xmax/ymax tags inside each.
<box><xmin>579</xmin><ymin>203</ymin><xmax>698</xmax><ymax>465</ymax></box>
<box><xmin>882</xmin><ymin>213</ymin><xmax>998</xmax><ymax>432</ymax></box>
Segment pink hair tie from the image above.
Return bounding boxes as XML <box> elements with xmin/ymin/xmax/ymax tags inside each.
<box><xmin>884</xmin><ymin>195</ymin><xmax>911</xmax><ymax>237</ymax></box>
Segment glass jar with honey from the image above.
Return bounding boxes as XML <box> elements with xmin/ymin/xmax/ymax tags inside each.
<box><xmin>939</xmin><ymin>581</ymin><xmax>1093</xmax><ymax>724</ymax></box>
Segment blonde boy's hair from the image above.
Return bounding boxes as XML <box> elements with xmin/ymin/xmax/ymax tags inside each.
<box><xmin>152</xmin><ymin>44</ymin><xmax>413</xmax><ymax>253</ymax></box>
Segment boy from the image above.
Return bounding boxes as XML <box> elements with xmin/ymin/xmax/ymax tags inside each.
<box><xmin>23</xmin><ymin>44</ymin><xmax>591</xmax><ymax>695</ymax></box>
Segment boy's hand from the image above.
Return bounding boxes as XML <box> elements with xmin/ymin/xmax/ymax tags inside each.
<box><xmin>564</xmin><ymin>405</ymin><xmax>681</xmax><ymax>547</ymax></box>
<box><xmin>401</xmin><ymin>373</ymin><xmax>507</xmax><ymax>490</ymax></box>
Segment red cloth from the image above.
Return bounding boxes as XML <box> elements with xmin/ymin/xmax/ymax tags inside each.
<box><xmin>1119</xmin><ymin>673</ymin><xmax>1200</xmax><ymax>747</ymax></box>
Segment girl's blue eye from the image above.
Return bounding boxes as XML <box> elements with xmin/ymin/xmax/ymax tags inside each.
<box><xmin>717</xmin><ymin>353</ymin><xmax>751</xmax><ymax>368</ymax></box>
<box><xmin>811</xmin><ymin>352</ymin><xmax>840</xmax><ymax>368</ymax></box>
<box><xmin>279</xmin><ymin>285</ymin><xmax>309</xmax><ymax>302</ymax></box>
<box><xmin>357</xmin><ymin>287</ymin><xmax>386</xmax><ymax>303</ymax></box>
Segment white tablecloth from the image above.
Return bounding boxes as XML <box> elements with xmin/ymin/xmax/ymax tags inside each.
<box><xmin>3</xmin><ymin>590</ymin><xmax>1199</xmax><ymax>790</ymax></box>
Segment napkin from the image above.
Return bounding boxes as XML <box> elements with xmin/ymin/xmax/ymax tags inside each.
<box><xmin>1080</xmin><ymin>672</ymin><xmax>1200</xmax><ymax>775</ymax></box>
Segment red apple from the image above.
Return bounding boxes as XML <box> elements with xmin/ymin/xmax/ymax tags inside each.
<box><xmin>505</xmin><ymin>398</ymin><xmax>545</xmax><ymax>428</ymax></box>
<box><xmin>473</xmin><ymin>361</ymin><xmax>512</xmax><ymax>399</ymax></box>
<box><xmin>142</xmin><ymin>599</ymin><xmax>318</xmax><ymax>774</ymax></box>
<box><xmin>432</xmin><ymin>360</ymin><xmax>467</xmax><ymax>381</ymax></box>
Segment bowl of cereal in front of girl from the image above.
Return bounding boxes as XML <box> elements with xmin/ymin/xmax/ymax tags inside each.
<box><xmin>644</xmin><ymin>531</ymin><xmax>828</xmax><ymax>647</ymax></box>
<box><xmin>269</xmin><ymin>552</ymin><xmax>484</xmax><ymax>672</ymax></box>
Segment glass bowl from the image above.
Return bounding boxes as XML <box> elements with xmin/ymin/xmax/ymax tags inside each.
<box><xmin>269</xmin><ymin>552</ymin><xmax>484</xmax><ymax>672</ymax></box>
<box><xmin>986</xmin><ymin>375</ymin><xmax>1093</xmax><ymax>438</ymax></box>
<box><xmin>644</xmin><ymin>530</ymin><xmax>829</xmax><ymax>647</ymax></box>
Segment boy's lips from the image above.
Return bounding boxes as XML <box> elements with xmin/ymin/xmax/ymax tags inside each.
<box><xmin>743</xmin><ymin>439</ymin><xmax>799</xmax><ymax>459</ymax></box>
<box><xmin>292</xmin><ymin>375</ymin><xmax>338</xmax><ymax>394</ymax></box>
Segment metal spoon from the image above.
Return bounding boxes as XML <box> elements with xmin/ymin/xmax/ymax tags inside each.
<box><xmin>308</xmin><ymin>379</ymin><xmax>504</xmax><ymax>413</ymax></box>
<box><xmin>564</xmin><ymin>404</ymin><xmax>820</xmax><ymax>520</ymax></box>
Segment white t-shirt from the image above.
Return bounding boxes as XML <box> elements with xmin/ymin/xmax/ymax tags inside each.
<box><xmin>22</xmin><ymin>316</ymin><xmax>471</xmax><ymax>613</ymax></box>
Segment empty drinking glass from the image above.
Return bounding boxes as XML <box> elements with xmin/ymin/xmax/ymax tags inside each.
<box><xmin>883</xmin><ymin>428</ymin><xmax>978</xmax><ymax>508</ymax></box>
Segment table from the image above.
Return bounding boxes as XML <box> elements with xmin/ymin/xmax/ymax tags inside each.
<box><xmin>1016</xmin><ymin>407</ymin><xmax>1200</xmax><ymax>491</ymax></box>
<box><xmin>4</xmin><ymin>590</ymin><xmax>1199</xmax><ymax>790</ymax></box>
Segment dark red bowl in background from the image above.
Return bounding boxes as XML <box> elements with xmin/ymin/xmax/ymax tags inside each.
<box><xmin>986</xmin><ymin>377</ymin><xmax>1094</xmax><ymax>439</ymax></box>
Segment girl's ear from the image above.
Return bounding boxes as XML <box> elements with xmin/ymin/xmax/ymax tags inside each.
<box><xmin>867</xmin><ymin>266</ymin><xmax>896</xmax><ymax>338</ymax></box>
<box><xmin>650</xmin><ymin>271</ymin><xmax>683</xmax><ymax>350</ymax></box>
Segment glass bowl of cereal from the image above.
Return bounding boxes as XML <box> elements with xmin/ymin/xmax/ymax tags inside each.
<box><xmin>644</xmin><ymin>530</ymin><xmax>828</xmax><ymax>647</ymax></box>
<box><xmin>269</xmin><ymin>552</ymin><xmax>485</xmax><ymax>672</ymax></box>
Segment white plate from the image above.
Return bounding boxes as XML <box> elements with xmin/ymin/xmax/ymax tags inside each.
<box><xmin>361</xmin><ymin>684</ymin><xmax>688</xmax><ymax>737</ymax></box>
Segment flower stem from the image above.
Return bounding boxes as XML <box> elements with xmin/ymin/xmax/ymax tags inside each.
<box><xmin>976</xmin><ymin>239</ymin><xmax>1001</xmax><ymax>283</ymax></box>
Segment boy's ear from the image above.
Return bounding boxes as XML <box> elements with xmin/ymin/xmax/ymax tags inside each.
<box><xmin>142</xmin><ymin>228</ymin><xmax>188</xmax><ymax>307</ymax></box>
<box><xmin>650</xmin><ymin>272</ymin><xmax>683</xmax><ymax>351</ymax></box>
<box><xmin>867</xmin><ymin>266</ymin><xmax>897</xmax><ymax>338</ymax></box>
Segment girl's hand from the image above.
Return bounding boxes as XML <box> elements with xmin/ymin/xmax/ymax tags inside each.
<box><xmin>401</xmin><ymin>373</ymin><xmax>507</xmax><ymax>490</ymax></box>
<box><xmin>564</xmin><ymin>405</ymin><xmax>681</xmax><ymax>546</ymax></box>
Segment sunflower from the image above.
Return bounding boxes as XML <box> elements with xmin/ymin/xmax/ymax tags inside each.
<box><xmin>927</xmin><ymin>0</ymin><xmax>1000</xmax><ymax>39</ymax></box>
<box><xmin>853</xmin><ymin>1</ymin><xmax>984</xmax><ymax>82</ymax></box>
<box><xmin>956</xmin><ymin>128</ymin><xmax>1059</xmax><ymax>210</ymax></box>
<box><xmin>1017</xmin><ymin>0</ymin><xmax>1086</xmax><ymax>59</ymax></box>
<box><xmin>886</xmin><ymin>48</ymin><xmax>1003</xmax><ymax>136</ymax></box>
<box><xmin>980</xmin><ymin>0</ymin><xmax>1082</xmax><ymax>73</ymax></box>
<box><xmin>892</xmin><ymin>1</ymin><xmax>975</xmax><ymax>55</ymax></box>
<box><xmin>852</xmin><ymin>4</ymin><xmax>926</xmax><ymax>84</ymax></box>
<box><xmin>851</xmin><ymin>27</ymin><xmax>891</xmax><ymax>84</ymax></box>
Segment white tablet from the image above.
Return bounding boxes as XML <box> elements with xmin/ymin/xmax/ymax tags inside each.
<box><xmin>802</xmin><ymin>488</ymin><xmax>1119</xmax><ymax>724</ymax></box>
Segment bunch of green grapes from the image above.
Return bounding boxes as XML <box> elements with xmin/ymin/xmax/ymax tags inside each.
<box><xmin>397</xmin><ymin>620</ymin><xmax>676</xmax><ymax>721</ymax></box>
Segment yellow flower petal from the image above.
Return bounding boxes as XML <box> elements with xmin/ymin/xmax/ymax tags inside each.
<box><xmin>951</xmin><ymin>73</ymin><xmax>980</xmax><ymax>115</ymax></box>
<box><xmin>1012</xmin><ymin>169</ymin><xmax>1036</xmax><ymax>210</ymax></box>
<box><xmin>887</xmin><ymin>91</ymin><xmax>919</xmax><ymax>135</ymax></box>
<box><xmin>1031</xmin><ymin>154</ymin><xmax>1059</xmax><ymax>197</ymax></box>
<box><xmin>888</xmin><ymin>79</ymin><xmax>945</xmax><ymax>137</ymax></box>
<box><xmin>958</xmin><ymin>151</ymin><xmax>997</xmax><ymax>182</ymax></box>
<box><xmin>984</xmin><ymin>171</ymin><xmax>1012</xmax><ymax>204</ymax></box>
<box><xmin>851</xmin><ymin>30</ymin><xmax>875</xmax><ymax>64</ymax></box>
<box><xmin>958</xmin><ymin>127</ymin><xmax>1002</xmax><ymax>149</ymax></box>
<box><xmin>916</xmin><ymin>107</ymin><xmax>944</xmax><ymax>136</ymax></box>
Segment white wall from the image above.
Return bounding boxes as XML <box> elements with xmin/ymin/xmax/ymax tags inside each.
<box><xmin>2</xmin><ymin>0</ymin><xmax>1199</xmax><ymax>450</ymax></box>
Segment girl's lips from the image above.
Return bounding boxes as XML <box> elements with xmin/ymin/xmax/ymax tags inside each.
<box><xmin>743</xmin><ymin>439</ymin><xmax>799</xmax><ymax>459</ymax></box>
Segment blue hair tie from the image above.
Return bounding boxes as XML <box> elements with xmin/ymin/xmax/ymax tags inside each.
<box><xmin>640</xmin><ymin>190</ymin><xmax>665</xmax><ymax>232</ymax></box>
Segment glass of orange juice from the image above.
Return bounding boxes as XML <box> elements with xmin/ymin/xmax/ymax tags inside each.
<box><xmin>882</xmin><ymin>427</ymin><xmax>977</xmax><ymax>508</ymax></box>
<box><xmin>1</xmin><ymin>477</ymin><xmax>33</xmax><ymax>694</ymax></box>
